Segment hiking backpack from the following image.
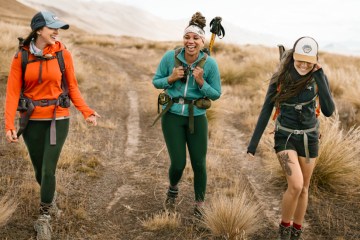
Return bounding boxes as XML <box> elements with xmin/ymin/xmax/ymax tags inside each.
<box><xmin>15</xmin><ymin>37</ymin><xmax>70</xmax><ymax>141</ymax></box>
<box><xmin>15</xmin><ymin>37</ymin><xmax>69</xmax><ymax>103</ymax></box>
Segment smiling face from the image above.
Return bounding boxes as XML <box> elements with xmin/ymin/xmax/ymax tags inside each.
<box><xmin>36</xmin><ymin>26</ymin><xmax>59</xmax><ymax>49</ymax></box>
<box><xmin>294</xmin><ymin>60</ymin><xmax>315</xmax><ymax>76</ymax></box>
<box><xmin>183</xmin><ymin>32</ymin><xmax>204</xmax><ymax>57</ymax></box>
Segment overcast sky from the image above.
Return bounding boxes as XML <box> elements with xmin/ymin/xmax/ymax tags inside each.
<box><xmin>85</xmin><ymin>0</ymin><xmax>360</xmax><ymax>45</ymax></box>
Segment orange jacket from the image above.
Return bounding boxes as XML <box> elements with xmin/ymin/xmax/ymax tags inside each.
<box><xmin>5</xmin><ymin>41</ymin><xmax>94</xmax><ymax>132</ymax></box>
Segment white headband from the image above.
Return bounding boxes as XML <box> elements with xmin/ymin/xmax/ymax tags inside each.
<box><xmin>183</xmin><ymin>25</ymin><xmax>205</xmax><ymax>43</ymax></box>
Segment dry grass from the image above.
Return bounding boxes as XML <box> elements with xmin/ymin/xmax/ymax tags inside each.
<box><xmin>141</xmin><ymin>212</ymin><xmax>181</xmax><ymax>231</ymax></box>
<box><xmin>0</xmin><ymin>193</ymin><xmax>18</xmax><ymax>227</ymax></box>
<box><xmin>313</xmin><ymin>112</ymin><xmax>360</xmax><ymax>196</ymax></box>
<box><xmin>0</xmin><ymin>22</ymin><xmax>28</xmax><ymax>71</ymax></box>
<box><xmin>216</xmin><ymin>45</ymin><xmax>277</xmax><ymax>86</ymax></box>
<box><xmin>1</xmin><ymin>6</ymin><xmax>360</xmax><ymax>238</ymax></box>
<box><xmin>203</xmin><ymin>187</ymin><xmax>262</xmax><ymax>240</ymax></box>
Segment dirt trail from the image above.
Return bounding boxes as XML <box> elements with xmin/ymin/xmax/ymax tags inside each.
<box><xmin>68</xmin><ymin>45</ymin><xmax>284</xmax><ymax>239</ymax></box>
<box><xmin>0</xmin><ymin>44</ymin><xmax>308</xmax><ymax>239</ymax></box>
<box><xmin>65</xmin><ymin>45</ymin><xmax>173</xmax><ymax>239</ymax></box>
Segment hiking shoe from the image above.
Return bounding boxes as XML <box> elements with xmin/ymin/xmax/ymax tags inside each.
<box><xmin>290</xmin><ymin>226</ymin><xmax>303</xmax><ymax>240</ymax></box>
<box><xmin>163</xmin><ymin>186</ymin><xmax>178</xmax><ymax>212</ymax></box>
<box><xmin>278</xmin><ymin>224</ymin><xmax>291</xmax><ymax>240</ymax></box>
<box><xmin>34</xmin><ymin>214</ymin><xmax>52</xmax><ymax>240</ymax></box>
<box><xmin>49</xmin><ymin>191</ymin><xmax>62</xmax><ymax>218</ymax></box>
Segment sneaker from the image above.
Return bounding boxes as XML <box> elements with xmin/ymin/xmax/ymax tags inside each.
<box><xmin>278</xmin><ymin>224</ymin><xmax>291</xmax><ymax>240</ymax></box>
<box><xmin>163</xmin><ymin>186</ymin><xmax>178</xmax><ymax>212</ymax></box>
<box><xmin>34</xmin><ymin>214</ymin><xmax>52</xmax><ymax>240</ymax></box>
<box><xmin>290</xmin><ymin>226</ymin><xmax>303</xmax><ymax>240</ymax></box>
<box><xmin>49</xmin><ymin>191</ymin><xmax>62</xmax><ymax>218</ymax></box>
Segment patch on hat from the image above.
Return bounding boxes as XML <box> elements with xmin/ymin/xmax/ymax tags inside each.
<box><xmin>302</xmin><ymin>45</ymin><xmax>312</xmax><ymax>54</ymax></box>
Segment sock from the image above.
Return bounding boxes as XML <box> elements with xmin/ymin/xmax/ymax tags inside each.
<box><xmin>40</xmin><ymin>202</ymin><xmax>52</xmax><ymax>215</ymax></box>
<box><xmin>293</xmin><ymin>223</ymin><xmax>302</xmax><ymax>230</ymax></box>
<box><xmin>280</xmin><ymin>221</ymin><xmax>291</xmax><ymax>227</ymax></box>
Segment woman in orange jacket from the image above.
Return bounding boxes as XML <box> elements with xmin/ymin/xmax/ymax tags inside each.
<box><xmin>4</xmin><ymin>11</ymin><xmax>100</xmax><ymax>239</ymax></box>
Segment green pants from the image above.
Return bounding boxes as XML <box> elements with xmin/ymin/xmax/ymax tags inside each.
<box><xmin>22</xmin><ymin>119</ymin><xmax>69</xmax><ymax>204</ymax></box>
<box><xmin>161</xmin><ymin>112</ymin><xmax>208</xmax><ymax>202</ymax></box>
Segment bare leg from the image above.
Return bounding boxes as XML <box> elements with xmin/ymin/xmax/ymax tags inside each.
<box><xmin>293</xmin><ymin>156</ymin><xmax>316</xmax><ymax>225</ymax></box>
<box><xmin>277</xmin><ymin>150</ymin><xmax>304</xmax><ymax>223</ymax></box>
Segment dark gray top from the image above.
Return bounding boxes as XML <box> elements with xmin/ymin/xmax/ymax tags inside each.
<box><xmin>247</xmin><ymin>66</ymin><xmax>335</xmax><ymax>155</ymax></box>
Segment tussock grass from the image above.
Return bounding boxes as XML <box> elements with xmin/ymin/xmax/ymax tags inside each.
<box><xmin>313</xmin><ymin>113</ymin><xmax>360</xmax><ymax>196</ymax></box>
<box><xmin>217</xmin><ymin>45</ymin><xmax>276</xmax><ymax>86</ymax></box>
<box><xmin>203</xmin><ymin>187</ymin><xmax>262</xmax><ymax>240</ymax></box>
<box><xmin>0</xmin><ymin>193</ymin><xmax>18</xmax><ymax>227</ymax></box>
<box><xmin>141</xmin><ymin>212</ymin><xmax>181</xmax><ymax>231</ymax></box>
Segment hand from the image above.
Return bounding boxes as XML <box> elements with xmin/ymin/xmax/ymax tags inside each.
<box><xmin>6</xmin><ymin>130</ymin><xmax>18</xmax><ymax>143</ymax></box>
<box><xmin>192</xmin><ymin>66</ymin><xmax>204</xmax><ymax>87</ymax></box>
<box><xmin>86</xmin><ymin>112</ymin><xmax>101</xmax><ymax>126</ymax></box>
<box><xmin>168</xmin><ymin>66</ymin><xmax>185</xmax><ymax>84</ymax></box>
<box><xmin>312</xmin><ymin>63</ymin><xmax>322</xmax><ymax>73</ymax></box>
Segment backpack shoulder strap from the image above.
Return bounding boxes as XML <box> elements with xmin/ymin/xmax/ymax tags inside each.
<box><xmin>196</xmin><ymin>53</ymin><xmax>208</xmax><ymax>68</ymax></box>
<box><xmin>174</xmin><ymin>47</ymin><xmax>208</xmax><ymax>68</ymax></box>
<box><xmin>313</xmin><ymin>80</ymin><xmax>321</xmax><ymax>118</ymax></box>
<box><xmin>174</xmin><ymin>47</ymin><xmax>182</xmax><ymax>68</ymax></box>
<box><xmin>19</xmin><ymin>49</ymin><xmax>28</xmax><ymax>96</ymax></box>
<box><xmin>56</xmin><ymin>51</ymin><xmax>69</xmax><ymax>95</ymax></box>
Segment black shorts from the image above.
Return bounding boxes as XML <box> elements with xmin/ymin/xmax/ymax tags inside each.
<box><xmin>274</xmin><ymin>134</ymin><xmax>319</xmax><ymax>158</ymax></box>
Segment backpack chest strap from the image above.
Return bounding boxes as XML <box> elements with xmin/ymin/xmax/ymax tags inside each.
<box><xmin>280</xmin><ymin>94</ymin><xmax>317</xmax><ymax>111</ymax></box>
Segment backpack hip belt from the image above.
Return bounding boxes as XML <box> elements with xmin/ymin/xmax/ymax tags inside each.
<box><xmin>18</xmin><ymin>98</ymin><xmax>61</xmax><ymax>145</ymax></box>
<box><xmin>275</xmin><ymin>119</ymin><xmax>319</xmax><ymax>163</ymax></box>
<box><xmin>152</xmin><ymin>96</ymin><xmax>210</xmax><ymax>134</ymax></box>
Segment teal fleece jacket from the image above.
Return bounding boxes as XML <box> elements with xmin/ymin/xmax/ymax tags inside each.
<box><xmin>152</xmin><ymin>48</ymin><xmax>221</xmax><ymax>117</ymax></box>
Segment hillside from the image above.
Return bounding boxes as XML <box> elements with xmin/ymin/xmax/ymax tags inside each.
<box><xmin>1</xmin><ymin>0</ymin><xmax>360</xmax><ymax>239</ymax></box>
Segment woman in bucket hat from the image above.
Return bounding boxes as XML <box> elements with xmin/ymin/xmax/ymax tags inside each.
<box><xmin>247</xmin><ymin>37</ymin><xmax>335</xmax><ymax>239</ymax></box>
<box><xmin>5</xmin><ymin>11</ymin><xmax>100</xmax><ymax>240</ymax></box>
<box><xmin>152</xmin><ymin>12</ymin><xmax>221</xmax><ymax>218</ymax></box>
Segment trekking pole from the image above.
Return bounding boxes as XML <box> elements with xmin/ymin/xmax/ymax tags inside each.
<box><xmin>209</xmin><ymin>16</ymin><xmax>225</xmax><ymax>55</ymax></box>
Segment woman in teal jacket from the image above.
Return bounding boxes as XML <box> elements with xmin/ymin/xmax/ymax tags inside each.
<box><xmin>152</xmin><ymin>12</ymin><xmax>221</xmax><ymax>217</ymax></box>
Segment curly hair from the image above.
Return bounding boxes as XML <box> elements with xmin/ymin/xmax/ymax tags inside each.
<box><xmin>188</xmin><ymin>12</ymin><xmax>206</xmax><ymax>30</ymax></box>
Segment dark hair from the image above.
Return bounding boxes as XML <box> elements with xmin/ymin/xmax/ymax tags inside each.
<box><xmin>271</xmin><ymin>40</ymin><xmax>315</xmax><ymax>105</ymax></box>
<box><xmin>188</xmin><ymin>12</ymin><xmax>206</xmax><ymax>30</ymax></box>
<box><xmin>19</xmin><ymin>29</ymin><xmax>41</xmax><ymax>50</ymax></box>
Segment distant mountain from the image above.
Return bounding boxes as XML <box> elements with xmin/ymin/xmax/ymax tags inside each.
<box><xmin>16</xmin><ymin>0</ymin><xmax>360</xmax><ymax>56</ymax></box>
<box><xmin>322</xmin><ymin>41</ymin><xmax>360</xmax><ymax>56</ymax></box>
<box><xmin>17</xmin><ymin>0</ymin><xmax>286</xmax><ymax>46</ymax></box>
<box><xmin>17</xmin><ymin>0</ymin><xmax>184</xmax><ymax>41</ymax></box>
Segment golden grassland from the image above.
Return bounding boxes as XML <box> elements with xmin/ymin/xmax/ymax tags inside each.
<box><xmin>1</xmin><ymin>11</ymin><xmax>360</xmax><ymax>239</ymax></box>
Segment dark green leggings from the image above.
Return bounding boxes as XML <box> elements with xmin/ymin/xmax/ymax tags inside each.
<box><xmin>22</xmin><ymin>119</ymin><xmax>69</xmax><ymax>204</ymax></box>
<box><xmin>161</xmin><ymin>112</ymin><xmax>208</xmax><ymax>202</ymax></box>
